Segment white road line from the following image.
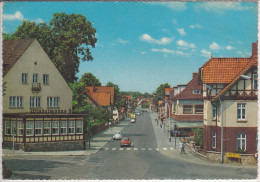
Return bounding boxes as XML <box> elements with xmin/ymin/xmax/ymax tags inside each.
<box><xmin>127</xmin><ymin>148</ymin><xmax>131</xmax><ymax>151</ymax></box>
<box><xmin>119</xmin><ymin>148</ymin><xmax>123</xmax><ymax>151</ymax></box>
<box><xmin>141</xmin><ymin>148</ymin><xmax>146</xmax><ymax>151</ymax></box>
<box><xmin>156</xmin><ymin>148</ymin><xmax>159</xmax><ymax>151</ymax></box>
<box><xmin>112</xmin><ymin>148</ymin><xmax>117</xmax><ymax>151</ymax></box>
<box><xmin>105</xmin><ymin>148</ymin><xmax>109</xmax><ymax>150</ymax></box>
<box><xmin>163</xmin><ymin>148</ymin><xmax>168</xmax><ymax>151</ymax></box>
<box><xmin>148</xmin><ymin>148</ymin><xmax>153</xmax><ymax>151</ymax></box>
<box><xmin>134</xmin><ymin>148</ymin><xmax>138</xmax><ymax>150</ymax></box>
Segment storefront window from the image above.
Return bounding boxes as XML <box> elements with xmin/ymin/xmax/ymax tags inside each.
<box><xmin>76</xmin><ymin>121</ymin><xmax>83</xmax><ymax>134</ymax></box>
<box><xmin>52</xmin><ymin>121</ymin><xmax>59</xmax><ymax>135</ymax></box>
<box><xmin>35</xmin><ymin>121</ymin><xmax>42</xmax><ymax>135</ymax></box>
<box><xmin>44</xmin><ymin>121</ymin><xmax>51</xmax><ymax>135</ymax></box>
<box><xmin>60</xmin><ymin>121</ymin><xmax>67</xmax><ymax>134</ymax></box>
<box><xmin>69</xmin><ymin>121</ymin><xmax>75</xmax><ymax>134</ymax></box>
<box><xmin>26</xmin><ymin>121</ymin><xmax>34</xmax><ymax>136</ymax></box>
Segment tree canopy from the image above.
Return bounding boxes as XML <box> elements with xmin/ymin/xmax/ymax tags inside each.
<box><xmin>4</xmin><ymin>12</ymin><xmax>97</xmax><ymax>83</ymax></box>
<box><xmin>79</xmin><ymin>73</ymin><xmax>101</xmax><ymax>86</ymax></box>
<box><xmin>154</xmin><ymin>83</ymin><xmax>170</xmax><ymax>105</ymax></box>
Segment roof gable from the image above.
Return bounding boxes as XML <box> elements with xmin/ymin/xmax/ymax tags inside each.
<box><xmin>85</xmin><ymin>86</ymin><xmax>114</xmax><ymax>106</ymax></box>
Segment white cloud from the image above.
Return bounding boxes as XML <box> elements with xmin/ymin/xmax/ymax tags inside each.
<box><xmin>3</xmin><ymin>11</ymin><xmax>44</xmax><ymax>23</ymax></box>
<box><xmin>237</xmin><ymin>51</ymin><xmax>251</xmax><ymax>57</ymax></box>
<box><xmin>209</xmin><ymin>42</ymin><xmax>220</xmax><ymax>51</ymax></box>
<box><xmin>177</xmin><ymin>40</ymin><xmax>195</xmax><ymax>49</ymax></box>
<box><xmin>177</xmin><ymin>28</ymin><xmax>186</xmax><ymax>36</ymax></box>
<box><xmin>117</xmin><ymin>38</ymin><xmax>129</xmax><ymax>44</ymax></box>
<box><xmin>140</xmin><ymin>34</ymin><xmax>174</xmax><ymax>45</ymax></box>
<box><xmin>148</xmin><ymin>2</ymin><xmax>187</xmax><ymax>11</ymax></box>
<box><xmin>151</xmin><ymin>48</ymin><xmax>189</xmax><ymax>56</ymax></box>
<box><xmin>189</xmin><ymin>24</ymin><xmax>203</xmax><ymax>29</ymax></box>
<box><xmin>195</xmin><ymin>2</ymin><xmax>252</xmax><ymax>13</ymax></box>
<box><xmin>226</xmin><ymin>45</ymin><xmax>234</xmax><ymax>50</ymax></box>
<box><xmin>201</xmin><ymin>49</ymin><xmax>211</xmax><ymax>58</ymax></box>
<box><xmin>3</xmin><ymin>11</ymin><xmax>24</xmax><ymax>21</ymax></box>
<box><xmin>140</xmin><ymin>51</ymin><xmax>147</xmax><ymax>55</ymax></box>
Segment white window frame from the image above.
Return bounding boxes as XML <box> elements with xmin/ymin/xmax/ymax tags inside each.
<box><xmin>22</xmin><ymin>73</ymin><xmax>28</xmax><ymax>83</ymax></box>
<box><xmin>52</xmin><ymin>121</ymin><xmax>59</xmax><ymax>135</ymax></box>
<box><xmin>60</xmin><ymin>121</ymin><xmax>67</xmax><ymax>134</ymax></box>
<box><xmin>76</xmin><ymin>121</ymin><xmax>83</xmax><ymax>134</ymax></box>
<box><xmin>195</xmin><ymin>105</ymin><xmax>204</xmax><ymax>114</ymax></box>
<box><xmin>212</xmin><ymin>103</ymin><xmax>216</xmax><ymax>119</ymax></box>
<box><xmin>69</xmin><ymin>121</ymin><xmax>75</xmax><ymax>134</ymax></box>
<box><xmin>33</xmin><ymin>73</ymin><xmax>38</xmax><ymax>83</ymax></box>
<box><xmin>47</xmin><ymin>97</ymin><xmax>60</xmax><ymax>108</ymax></box>
<box><xmin>193</xmin><ymin>90</ymin><xmax>201</xmax><ymax>94</ymax></box>
<box><xmin>17</xmin><ymin>121</ymin><xmax>23</xmax><ymax>136</ymax></box>
<box><xmin>237</xmin><ymin>103</ymin><xmax>246</xmax><ymax>120</ymax></box>
<box><xmin>35</xmin><ymin>121</ymin><xmax>43</xmax><ymax>136</ymax></box>
<box><xmin>43</xmin><ymin>74</ymin><xmax>49</xmax><ymax>84</ymax></box>
<box><xmin>44</xmin><ymin>121</ymin><xmax>51</xmax><ymax>135</ymax></box>
<box><xmin>237</xmin><ymin>133</ymin><xmax>246</xmax><ymax>150</ymax></box>
<box><xmin>212</xmin><ymin>132</ymin><xmax>216</xmax><ymax>148</ymax></box>
<box><xmin>9</xmin><ymin>96</ymin><xmax>23</xmax><ymax>108</ymax></box>
<box><xmin>26</xmin><ymin>121</ymin><xmax>34</xmax><ymax>136</ymax></box>
<box><xmin>11</xmin><ymin>121</ymin><xmax>17</xmax><ymax>135</ymax></box>
<box><xmin>253</xmin><ymin>74</ymin><xmax>258</xmax><ymax>90</ymax></box>
<box><xmin>30</xmin><ymin>97</ymin><xmax>41</xmax><ymax>108</ymax></box>
<box><xmin>5</xmin><ymin>121</ymin><xmax>11</xmax><ymax>135</ymax></box>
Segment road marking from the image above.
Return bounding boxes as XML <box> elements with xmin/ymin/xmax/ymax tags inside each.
<box><xmin>105</xmin><ymin>148</ymin><xmax>109</xmax><ymax>150</ymax></box>
<box><xmin>127</xmin><ymin>148</ymin><xmax>131</xmax><ymax>151</ymax></box>
<box><xmin>112</xmin><ymin>148</ymin><xmax>117</xmax><ymax>150</ymax></box>
<box><xmin>119</xmin><ymin>148</ymin><xmax>123</xmax><ymax>151</ymax></box>
<box><xmin>134</xmin><ymin>148</ymin><xmax>138</xmax><ymax>150</ymax></box>
<box><xmin>141</xmin><ymin>148</ymin><xmax>146</xmax><ymax>151</ymax></box>
<box><xmin>148</xmin><ymin>148</ymin><xmax>153</xmax><ymax>151</ymax></box>
<box><xmin>156</xmin><ymin>148</ymin><xmax>159</xmax><ymax>151</ymax></box>
<box><xmin>163</xmin><ymin>148</ymin><xmax>168</xmax><ymax>151</ymax></box>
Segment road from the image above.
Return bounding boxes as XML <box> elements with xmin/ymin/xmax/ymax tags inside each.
<box><xmin>3</xmin><ymin>112</ymin><xmax>257</xmax><ymax>180</ymax></box>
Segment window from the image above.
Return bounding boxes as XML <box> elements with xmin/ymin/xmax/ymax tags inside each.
<box><xmin>237</xmin><ymin>133</ymin><xmax>246</xmax><ymax>150</ymax></box>
<box><xmin>22</xmin><ymin>73</ymin><xmax>28</xmax><ymax>83</ymax></box>
<box><xmin>183</xmin><ymin>105</ymin><xmax>193</xmax><ymax>114</ymax></box>
<box><xmin>5</xmin><ymin>121</ymin><xmax>11</xmax><ymax>135</ymax></box>
<box><xmin>30</xmin><ymin>97</ymin><xmax>41</xmax><ymax>108</ymax></box>
<box><xmin>43</xmin><ymin>74</ymin><xmax>49</xmax><ymax>84</ymax></box>
<box><xmin>9</xmin><ymin>96</ymin><xmax>23</xmax><ymax>108</ymax></box>
<box><xmin>76</xmin><ymin>121</ymin><xmax>83</xmax><ymax>134</ymax></box>
<box><xmin>212</xmin><ymin>132</ymin><xmax>216</xmax><ymax>148</ymax></box>
<box><xmin>212</xmin><ymin>103</ymin><xmax>216</xmax><ymax>119</ymax></box>
<box><xmin>47</xmin><ymin>97</ymin><xmax>59</xmax><ymax>108</ymax></box>
<box><xmin>33</xmin><ymin>73</ymin><xmax>38</xmax><ymax>83</ymax></box>
<box><xmin>17</xmin><ymin>121</ymin><xmax>23</xmax><ymax>136</ymax></box>
<box><xmin>26</xmin><ymin>121</ymin><xmax>34</xmax><ymax>136</ymax></box>
<box><xmin>237</xmin><ymin>103</ymin><xmax>246</xmax><ymax>120</ymax></box>
<box><xmin>52</xmin><ymin>121</ymin><xmax>59</xmax><ymax>135</ymax></box>
<box><xmin>195</xmin><ymin>105</ymin><xmax>203</xmax><ymax>114</ymax></box>
<box><xmin>69</xmin><ymin>121</ymin><xmax>75</xmax><ymax>134</ymax></box>
<box><xmin>11</xmin><ymin>121</ymin><xmax>17</xmax><ymax>135</ymax></box>
<box><xmin>193</xmin><ymin>90</ymin><xmax>201</xmax><ymax>94</ymax></box>
<box><xmin>44</xmin><ymin>121</ymin><xmax>51</xmax><ymax>135</ymax></box>
<box><xmin>35</xmin><ymin>121</ymin><xmax>42</xmax><ymax>135</ymax></box>
<box><xmin>253</xmin><ymin>74</ymin><xmax>258</xmax><ymax>89</ymax></box>
<box><xmin>60</xmin><ymin>121</ymin><xmax>67</xmax><ymax>134</ymax></box>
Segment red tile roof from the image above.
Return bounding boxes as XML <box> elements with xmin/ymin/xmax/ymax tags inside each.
<box><xmin>85</xmin><ymin>86</ymin><xmax>114</xmax><ymax>107</ymax></box>
<box><xmin>172</xmin><ymin>114</ymin><xmax>203</xmax><ymax>122</ymax></box>
<box><xmin>85</xmin><ymin>86</ymin><xmax>114</xmax><ymax>103</ymax></box>
<box><xmin>3</xmin><ymin>38</ymin><xmax>35</xmax><ymax>76</ymax></box>
<box><xmin>212</xmin><ymin>59</ymin><xmax>258</xmax><ymax>102</ymax></box>
<box><xmin>200</xmin><ymin>58</ymin><xmax>251</xmax><ymax>84</ymax></box>
<box><xmin>173</xmin><ymin>73</ymin><xmax>203</xmax><ymax>100</ymax></box>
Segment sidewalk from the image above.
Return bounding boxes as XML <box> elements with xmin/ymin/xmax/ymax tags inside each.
<box><xmin>2</xmin><ymin>118</ymin><xmax>130</xmax><ymax>157</ymax></box>
<box><xmin>149</xmin><ymin>112</ymin><xmax>257</xmax><ymax>169</ymax></box>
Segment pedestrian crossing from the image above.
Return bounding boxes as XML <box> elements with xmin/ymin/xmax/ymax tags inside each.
<box><xmin>100</xmin><ymin>147</ymin><xmax>176</xmax><ymax>151</ymax></box>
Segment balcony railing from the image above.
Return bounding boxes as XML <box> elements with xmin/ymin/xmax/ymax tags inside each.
<box><xmin>32</xmin><ymin>83</ymin><xmax>41</xmax><ymax>92</ymax></box>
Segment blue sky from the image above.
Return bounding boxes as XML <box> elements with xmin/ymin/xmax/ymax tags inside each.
<box><xmin>2</xmin><ymin>2</ymin><xmax>258</xmax><ymax>93</ymax></box>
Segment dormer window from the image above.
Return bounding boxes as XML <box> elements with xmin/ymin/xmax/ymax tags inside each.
<box><xmin>193</xmin><ymin>90</ymin><xmax>201</xmax><ymax>94</ymax></box>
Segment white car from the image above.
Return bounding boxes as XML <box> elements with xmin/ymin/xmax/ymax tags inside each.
<box><xmin>130</xmin><ymin>118</ymin><xmax>136</xmax><ymax>123</ymax></box>
<box><xmin>113</xmin><ymin>131</ymin><xmax>122</xmax><ymax>140</ymax></box>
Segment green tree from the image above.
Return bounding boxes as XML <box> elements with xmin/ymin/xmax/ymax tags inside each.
<box><xmin>106</xmin><ymin>81</ymin><xmax>123</xmax><ymax>109</ymax></box>
<box><xmin>192</xmin><ymin>128</ymin><xmax>203</xmax><ymax>148</ymax></box>
<box><xmin>79</xmin><ymin>73</ymin><xmax>101</xmax><ymax>86</ymax></box>
<box><xmin>154</xmin><ymin>83</ymin><xmax>170</xmax><ymax>106</ymax></box>
<box><xmin>5</xmin><ymin>12</ymin><xmax>97</xmax><ymax>83</ymax></box>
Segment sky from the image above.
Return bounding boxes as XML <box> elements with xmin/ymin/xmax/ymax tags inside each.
<box><xmin>2</xmin><ymin>2</ymin><xmax>258</xmax><ymax>93</ymax></box>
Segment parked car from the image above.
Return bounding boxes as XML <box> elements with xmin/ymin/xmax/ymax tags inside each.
<box><xmin>135</xmin><ymin>112</ymin><xmax>140</xmax><ymax>116</ymax></box>
<box><xmin>120</xmin><ymin>137</ymin><xmax>131</xmax><ymax>147</ymax></box>
<box><xmin>130</xmin><ymin>118</ymin><xmax>136</xmax><ymax>123</ymax></box>
<box><xmin>113</xmin><ymin>131</ymin><xmax>122</xmax><ymax>140</ymax></box>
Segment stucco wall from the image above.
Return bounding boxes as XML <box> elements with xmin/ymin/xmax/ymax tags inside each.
<box><xmin>176</xmin><ymin>100</ymin><xmax>204</xmax><ymax>115</ymax></box>
<box><xmin>3</xmin><ymin>40</ymin><xmax>72</xmax><ymax>113</ymax></box>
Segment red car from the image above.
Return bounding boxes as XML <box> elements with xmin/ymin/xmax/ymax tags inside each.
<box><xmin>120</xmin><ymin>137</ymin><xmax>131</xmax><ymax>147</ymax></box>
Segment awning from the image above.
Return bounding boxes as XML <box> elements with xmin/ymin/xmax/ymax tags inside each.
<box><xmin>176</xmin><ymin>122</ymin><xmax>203</xmax><ymax>128</ymax></box>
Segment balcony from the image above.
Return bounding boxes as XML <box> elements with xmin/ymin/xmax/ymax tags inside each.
<box><xmin>32</xmin><ymin>83</ymin><xmax>41</xmax><ymax>92</ymax></box>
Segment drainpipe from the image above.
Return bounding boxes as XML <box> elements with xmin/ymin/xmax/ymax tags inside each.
<box><xmin>219</xmin><ymin>97</ymin><xmax>224</xmax><ymax>164</ymax></box>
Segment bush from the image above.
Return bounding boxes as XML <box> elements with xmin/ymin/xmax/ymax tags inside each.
<box><xmin>192</xmin><ymin>128</ymin><xmax>203</xmax><ymax>148</ymax></box>
<box><xmin>235</xmin><ymin>148</ymin><xmax>247</xmax><ymax>154</ymax></box>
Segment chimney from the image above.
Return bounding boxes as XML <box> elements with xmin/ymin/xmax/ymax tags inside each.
<box><xmin>252</xmin><ymin>41</ymin><xmax>258</xmax><ymax>57</ymax></box>
<box><xmin>192</xmin><ymin>72</ymin><xmax>198</xmax><ymax>79</ymax></box>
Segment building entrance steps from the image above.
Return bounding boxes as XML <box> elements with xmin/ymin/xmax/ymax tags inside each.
<box><xmin>2</xmin><ymin>118</ymin><xmax>131</xmax><ymax>156</ymax></box>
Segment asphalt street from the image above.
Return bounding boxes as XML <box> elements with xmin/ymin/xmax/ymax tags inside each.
<box><xmin>3</xmin><ymin>112</ymin><xmax>258</xmax><ymax>180</ymax></box>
